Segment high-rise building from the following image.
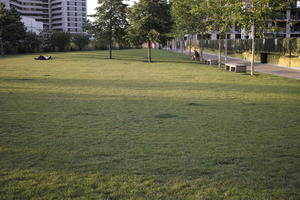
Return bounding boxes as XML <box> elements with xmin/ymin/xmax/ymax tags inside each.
<box><xmin>0</xmin><ymin>0</ymin><xmax>87</xmax><ymax>34</ymax></box>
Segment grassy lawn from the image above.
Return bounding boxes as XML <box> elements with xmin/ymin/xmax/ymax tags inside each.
<box><xmin>0</xmin><ymin>49</ymin><xmax>299</xmax><ymax>200</ymax></box>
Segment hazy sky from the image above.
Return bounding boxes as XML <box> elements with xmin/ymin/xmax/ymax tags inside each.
<box><xmin>87</xmin><ymin>0</ymin><xmax>138</xmax><ymax>15</ymax></box>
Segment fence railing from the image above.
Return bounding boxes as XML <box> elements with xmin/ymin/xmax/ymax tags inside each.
<box><xmin>167</xmin><ymin>38</ymin><xmax>300</xmax><ymax>57</ymax></box>
<box><xmin>198</xmin><ymin>38</ymin><xmax>300</xmax><ymax>56</ymax></box>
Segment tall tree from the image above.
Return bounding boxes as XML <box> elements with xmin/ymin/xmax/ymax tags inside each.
<box><xmin>86</xmin><ymin>0</ymin><xmax>128</xmax><ymax>59</ymax></box>
<box><xmin>236</xmin><ymin>0</ymin><xmax>293</xmax><ymax>75</ymax></box>
<box><xmin>0</xmin><ymin>4</ymin><xmax>26</xmax><ymax>55</ymax></box>
<box><xmin>126</xmin><ymin>0</ymin><xmax>173</xmax><ymax>63</ymax></box>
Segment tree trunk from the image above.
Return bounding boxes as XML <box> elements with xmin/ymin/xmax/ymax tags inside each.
<box><xmin>0</xmin><ymin>36</ymin><xmax>4</xmax><ymax>56</ymax></box>
<box><xmin>108</xmin><ymin>0</ymin><xmax>112</xmax><ymax>59</ymax></box>
<box><xmin>148</xmin><ymin>40</ymin><xmax>152</xmax><ymax>63</ymax></box>
<box><xmin>109</xmin><ymin>30</ymin><xmax>112</xmax><ymax>59</ymax></box>
<box><xmin>180</xmin><ymin>38</ymin><xmax>184</xmax><ymax>53</ymax></box>
<box><xmin>251</xmin><ymin>24</ymin><xmax>255</xmax><ymax>76</ymax></box>
<box><xmin>218</xmin><ymin>36</ymin><xmax>221</xmax><ymax>68</ymax></box>
<box><xmin>289</xmin><ymin>38</ymin><xmax>292</xmax><ymax>58</ymax></box>
<box><xmin>189</xmin><ymin>36</ymin><xmax>192</xmax><ymax>57</ymax></box>
<box><xmin>199</xmin><ymin>33</ymin><xmax>204</xmax><ymax>62</ymax></box>
<box><xmin>224</xmin><ymin>35</ymin><xmax>228</xmax><ymax>64</ymax></box>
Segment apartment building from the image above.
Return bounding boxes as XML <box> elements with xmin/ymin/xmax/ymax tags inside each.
<box><xmin>0</xmin><ymin>0</ymin><xmax>87</xmax><ymax>34</ymax></box>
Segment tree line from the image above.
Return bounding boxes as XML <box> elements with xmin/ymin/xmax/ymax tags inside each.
<box><xmin>86</xmin><ymin>0</ymin><xmax>173</xmax><ymax>63</ymax></box>
<box><xmin>0</xmin><ymin>0</ymin><xmax>173</xmax><ymax>64</ymax></box>
<box><xmin>171</xmin><ymin>0</ymin><xmax>294</xmax><ymax>75</ymax></box>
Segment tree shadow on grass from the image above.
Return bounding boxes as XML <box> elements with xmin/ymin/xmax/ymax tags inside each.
<box><xmin>1</xmin><ymin>77</ymin><xmax>300</xmax><ymax>96</ymax></box>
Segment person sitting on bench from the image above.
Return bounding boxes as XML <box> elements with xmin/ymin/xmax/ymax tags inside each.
<box><xmin>191</xmin><ymin>50</ymin><xmax>200</xmax><ymax>61</ymax></box>
<box><xmin>35</xmin><ymin>55</ymin><xmax>52</xmax><ymax>60</ymax></box>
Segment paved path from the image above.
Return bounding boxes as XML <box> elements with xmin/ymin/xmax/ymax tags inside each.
<box><xmin>171</xmin><ymin>49</ymin><xmax>300</xmax><ymax>80</ymax></box>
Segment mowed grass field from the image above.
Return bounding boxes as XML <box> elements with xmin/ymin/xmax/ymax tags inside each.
<box><xmin>0</xmin><ymin>49</ymin><xmax>299</xmax><ymax>200</ymax></box>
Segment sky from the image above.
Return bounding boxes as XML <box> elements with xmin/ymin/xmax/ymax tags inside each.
<box><xmin>87</xmin><ymin>0</ymin><xmax>138</xmax><ymax>15</ymax></box>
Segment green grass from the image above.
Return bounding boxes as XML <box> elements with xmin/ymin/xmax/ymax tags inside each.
<box><xmin>0</xmin><ymin>49</ymin><xmax>299</xmax><ymax>200</ymax></box>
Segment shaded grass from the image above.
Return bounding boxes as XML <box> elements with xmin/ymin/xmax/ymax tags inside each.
<box><xmin>0</xmin><ymin>49</ymin><xmax>299</xmax><ymax>199</ymax></box>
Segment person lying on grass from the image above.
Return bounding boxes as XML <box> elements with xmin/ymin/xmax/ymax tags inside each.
<box><xmin>35</xmin><ymin>55</ymin><xmax>52</xmax><ymax>60</ymax></box>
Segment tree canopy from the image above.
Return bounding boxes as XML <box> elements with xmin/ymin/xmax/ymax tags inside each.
<box><xmin>235</xmin><ymin>0</ymin><xmax>293</xmax><ymax>75</ymax></box>
<box><xmin>0</xmin><ymin>3</ymin><xmax>26</xmax><ymax>55</ymax></box>
<box><xmin>171</xmin><ymin>0</ymin><xmax>208</xmax><ymax>59</ymax></box>
<box><xmin>126</xmin><ymin>0</ymin><xmax>173</xmax><ymax>62</ymax></box>
<box><xmin>72</xmin><ymin>34</ymin><xmax>90</xmax><ymax>51</ymax></box>
<box><xmin>86</xmin><ymin>0</ymin><xmax>128</xmax><ymax>58</ymax></box>
<box><xmin>50</xmin><ymin>31</ymin><xmax>71</xmax><ymax>52</ymax></box>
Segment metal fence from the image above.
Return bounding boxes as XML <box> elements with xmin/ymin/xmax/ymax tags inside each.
<box><xmin>198</xmin><ymin>38</ymin><xmax>300</xmax><ymax>56</ymax></box>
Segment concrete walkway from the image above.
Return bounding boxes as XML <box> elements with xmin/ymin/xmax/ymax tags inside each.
<box><xmin>172</xmin><ymin>49</ymin><xmax>300</xmax><ymax>80</ymax></box>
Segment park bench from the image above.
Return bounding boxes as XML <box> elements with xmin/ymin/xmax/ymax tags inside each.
<box><xmin>225</xmin><ymin>63</ymin><xmax>247</xmax><ymax>73</ymax></box>
<box><xmin>204</xmin><ymin>59</ymin><xmax>218</xmax><ymax>65</ymax></box>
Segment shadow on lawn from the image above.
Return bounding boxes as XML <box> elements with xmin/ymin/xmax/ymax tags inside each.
<box><xmin>111</xmin><ymin>57</ymin><xmax>197</xmax><ymax>64</ymax></box>
<box><xmin>2</xmin><ymin>77</ymin><xmax>299</xmax><ymax>96</ymax></box>
<box><xmin>0</xmin><ymin>49</ymin><xmax>197</xmax><ymax>65</ymax></box>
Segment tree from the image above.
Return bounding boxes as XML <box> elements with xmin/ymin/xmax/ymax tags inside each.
<box><xmin>72</xmin><ymin>34</ymin><xmax>90</xmax><ymax>51</ymax></box>
<box><xmin>236</xmin><ymin>0</ymin><xmax>293</xmax><ymax>75</ymax></box>
<box><xmin>40</xmin><ymin>30</ymin><xmax>55</xmax><ymax>52</ymax></box>
<box><xmin>86</xmin><ymin>0</ymin><xmax>128</xmax><ymax>59</ymax></box>
<box><xmin>126</xmin><ymin>0</ymin><xmax>173</xmax><ymax>63</ymax></box>
<box><xmin>171</xmin><ymin>0</ymin><xmax>208</xmax><ymax>60</ymax></box>
<box><xmin>19</xmin><ymin>32</ymin><xmax>41</xmax><ymax>53</ymax></box>
<box><xmin>205</xmin><ymin>0</ymin><xmax>236</xmax><ymax>68</ymax></box>
<box><xmin>50</xmin><ymin>31</ymin><xmax>71</xmax><ymax>52</ymax></box>
<box><xmin>0</xmin><ymin>3</ymin><xmax>5</xmax><ymax>56</ymax></box>
<box><xmin>0</xmin><ymin>3</ymin><xmax>26</xmax><ymax>55</ymax></box>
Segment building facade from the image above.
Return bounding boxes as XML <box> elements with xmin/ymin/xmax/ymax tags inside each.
<box><xmin>21</xmin><ymin>16</ymin><xmax>44</xmax><ymax>34</ymax></box>
<box><xmin>0</xmin><ymin>0</ymin><xmax>87</xmax><ymax>34</ymax></box>
<box><xmin>207</xmin><ymin>0</ymin><xmax>300</xmax><ymax>40</ymax></box>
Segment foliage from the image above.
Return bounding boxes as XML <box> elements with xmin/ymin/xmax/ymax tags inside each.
<box><xmin>0</xmin><ymin>50</ymin><xmax>299</xmax><ymax>200</ymax></box>
<box><xmin>171</xmin><ymin>0</ymin><xmax>208</xmax><ymax>59</ymax></box>
<box><xmin>91</xmin><ymin>34</ymin><xmax>111</xmax><ymax>50</ymax></box>
<box><xmin>204</xmin><ymin>0</ymin><xmax>237</xmax><ymax>67</ymax></box>
<box><xmin>72</xmin><ymin>33</ymin><xmax>90</xmax><ymax>51</ymax></box>
<box><xmin>85</xmin><ymin>0</ymin><xmax>129</xmax><ymax>58</ymax></box>
<box><xmin>50</xmin><ymin>31</ymin><xmax>71</xmax><ymax>52</ymax></box>
<box><xmin>39</xmin><ymin>30</ymin><xmax>55</xmax><ymax>52</ymax></box>
<box><xmin>283</xmin><ymin>37</ymin><xmax>300</xmax><ymax>56</ymax></box>
<box><xmin>127</xmin><ymin>0</ymin><xmax>173</xmax><ymax>44</ymax></box>
<box><xmin>18</xmin><ymin>32</ymin><xmax>41</xmax><ymax>53</ymax></box>
<box><xmin>0</xmin><ymin>3</ymin><xmax>4</xmax><ymax>55</ymax></box>
<box><xmin>234</xmin><ymin>0</ymin><xmax>293</xmax><ymax>75</ymax></box>
<box><xmin>126</xmin><ymin>0</ymin><xmax>173</xmax><ymax>62</ymax></box>
<box><xmin>236</xmin><ymin>0</ymin><xmax>293</xmax><ymax>37</ymax></box>
<box><xmin>205</xmin><ymin>0</ymin><xmax>236</xmax><ymax>35</ymax></box>
<box><xmin>0</xmin><ymin>3</ymin><xmax>26</xmax><ymax>54</ymax></box>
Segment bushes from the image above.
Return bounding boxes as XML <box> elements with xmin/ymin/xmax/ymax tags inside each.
<box><xmin>72</xmin><ymin>33</ymin><xmax>90</xmax><ymax>51</ymax></box>
<box><xmin>50</xmin><ymin>31</ymin><xmax>71</xmax><ymax>52</ymax></box>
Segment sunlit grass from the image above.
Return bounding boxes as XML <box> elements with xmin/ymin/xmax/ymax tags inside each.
<box><xmin>0</xmin><ymin>49</ymin><xmax>299</xmax><ymax>199</ymax></box>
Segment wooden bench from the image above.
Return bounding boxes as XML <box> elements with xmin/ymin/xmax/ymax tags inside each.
<box><xmin>204</xmin><ymin>59</ymin><xmax>218</xmax><ymax>65</ymax></box>
<box><xmin>225</xmin><ymin>63</ymin><xmax>247</xmax><ymax>73</ymax></box>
